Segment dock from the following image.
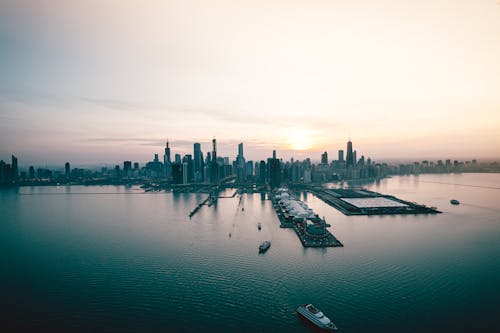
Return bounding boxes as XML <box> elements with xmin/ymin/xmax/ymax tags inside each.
<box><xmin>271</xmin><ymin>189</ymin><xmax>343</xmax><ymax>248</ymax></box>
<box><xmin>189</xmin><ymin>195</ymin><xmax>211</xmax><ymax>218</ymax></box>
<box><xmin>305</xmin><ymin>187</ymin><xmax>441</xmax><ymax>215</ymax></box>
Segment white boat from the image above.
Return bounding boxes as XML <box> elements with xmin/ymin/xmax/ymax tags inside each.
<box><xmin>296</xmin><ymin>304</ymin><xmax>337</xmax><ymax>331</ymax></box>
<box><xmin>259</xmin><ymin>240</ymin><xmax>271</xmax><ymax>253</ymax></box>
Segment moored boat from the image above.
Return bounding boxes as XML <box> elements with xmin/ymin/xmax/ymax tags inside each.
<box><xmin>296</xmin><ymin>304</ymin><xmax>337</xmax><ymax>331</ymax></box>
<box><xmin>258</xmin><ymin>223</ymin><xmax>262</xmax><ymax>230</ymax></box>
<box><xmin>259</xmin><ymin>240</ymin><xmax>271</xmax><ymax>253</ymax></box>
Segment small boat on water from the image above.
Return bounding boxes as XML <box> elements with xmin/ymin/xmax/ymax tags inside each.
<box><xmin>259</xmin><ymin>241</ymin><xmax>271</xmax><ymax>253</ymax></box>
<box><xmin>450</xmin><ymin>199</ymin><xmax>460</xmax><ymax>205</ymax></box>
<box><xmin>258</xmin><ymin>223</ymin><xmax>262</xmax><ymax>230</ymax></box>
<box><xmin>296</xmin><ymin>304</ymin><xmax>337</xmax><ymax>331</ymax></box>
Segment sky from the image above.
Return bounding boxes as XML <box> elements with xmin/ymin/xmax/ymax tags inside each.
<box><xmin>1</xmin><ymin>0</ymin><xmax>499</xmax><ymax>166</ymax></box>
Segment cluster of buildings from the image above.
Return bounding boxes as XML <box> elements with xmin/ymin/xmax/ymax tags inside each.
<box><xmin>137</xmin><ymin>139</ymin><xmax>281</xmax><ymax>187</ymax></box>
<box><xmin>1</xmin><ymin>139</ymin><xmax>497</xmax><ymax>187</ymax></box>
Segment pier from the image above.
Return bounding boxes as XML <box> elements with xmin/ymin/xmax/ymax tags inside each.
<box><xmin>271</xmin><ymin>189</ymin><xmax>343</xmax><ymax>248</ymax></box>
<box><xmin>189</xmin><ymin>195</ymin><xmax>211</xmax><ymax>218</ymax></box>
<box><xmin>304</xmin><ymin>186</ymin><xmax>441</xmax><ymax>215</ymax></box>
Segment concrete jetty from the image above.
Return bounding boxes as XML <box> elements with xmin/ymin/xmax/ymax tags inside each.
<box><xmin>304</xmin><ymin>186</ymin><xmax>441</xmax><ymax>216</ymax></box>
<box><xmin>271</xmin><ymin>188</ymin><xmax>343</xmax><ymax>248</ymax></box>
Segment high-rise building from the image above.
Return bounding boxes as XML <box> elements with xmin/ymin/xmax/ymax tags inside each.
<box><xmin>236</xmin><ymin>142</ymin><xmax>246</xmax><ymax>184</ymax></box>
<box><xmin>193</xmin><ymin>142</ymin><xmax>203</xmax><ymax>182</ymax></box>
<box><xmin>65</xmin><ymin>162</ymin><xmax>70</xmax><ymax>177</ymax></box>
<box><xmin>270</xmin><ymin>150</ymin><xmax>281</xmax><ymax>188</ymax></box>
<box><xmin>210</xmin><ymin>138</ymin><xmax>218</xmax><ymax>183</ymax></box>
<box><xmin>0</xmin><ymin>160</ymin><xmax>5</xmax><ymax>183</ymax></box>
<box><xmin>259</xmin><ymin>160</ymin><xmax>266</xmax><ymax>184</ymax></box>
<box><xmin>321</xmin><ymin>151</ymin><xmax>328</xmax><ymax>165</ymax></box>
<box><xmin>182</xmin><ymin>162</ymin><xmax>188</xmax><ymax>184</ymax></box>
<box><xmin>172</xmin><ymin>163</ymin><xmax>183</xmax><ymax>184</ymax></box>
<box><xmin>338</xmin><ymin>150</ymin><xmax>344</xmax><ymax>162</ymax></box>
<box><xmin>29</xmin><ymin>166</ymin><xmax>35</xmax><ymax>179</ymax></box>
<box><xmin>183</xmin><ymin>154</ymin><xmax>194</xmax><ymax>182</ymax></box>
<box><xmin>164</xmin><ymin>141</ymin><xmax>172</xmax><ymax>180</ymax></box>
<box><xmin>346</xmin><ymin>141</ymin><xmax>354</xmax><ymax>167</ymax></box>
<box><xmin>246</xmin><ymin>160</ymin><xmax>253</xmax><ymax>180</ymax></box>
<box><xmin>11</xmin><ymin>155</ymin><xmax>18</xmax><ymax>180</ymax></box>
<box><xmin>238</xmin><ymin>143</ymin><xmax>243</xmax><ymax>157</ymax></box>
<box><xmin>123</xmin><ymin>161</ymin><xmax>132</xmax><ymax>177</ymax></box>
<box><xmin>164</xmin><ymin>141</ymin><xmax>171</xmax><ymax>163</ymax></box>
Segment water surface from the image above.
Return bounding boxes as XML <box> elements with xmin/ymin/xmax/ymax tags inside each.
<box><xmin>1</xmin><ymin>173</ymin><xmax>500</xmax><ymax>332</ymax></box>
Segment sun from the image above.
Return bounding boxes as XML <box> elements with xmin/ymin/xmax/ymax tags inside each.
<box><xmin>288</xmin><ymin>129</ymin><xmax>314</xmax><ymax>151</ymax></box>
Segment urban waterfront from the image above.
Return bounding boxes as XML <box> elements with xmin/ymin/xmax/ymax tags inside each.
<box><xmin>2</xmin><ymin>173</ymin><xmax>500</xmax><ymax>332</ymax></box>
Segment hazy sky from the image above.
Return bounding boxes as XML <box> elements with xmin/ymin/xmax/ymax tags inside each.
<box><xmin>1</xmin><ymin>0</ymin><xmax>499</xmax><ymax>165</ymax></box>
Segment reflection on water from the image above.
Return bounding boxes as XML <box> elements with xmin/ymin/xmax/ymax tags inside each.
<box><xmin>1</xmin><ymin>173</ymin><xmax>500</xmax><ymax>332</ymax></box>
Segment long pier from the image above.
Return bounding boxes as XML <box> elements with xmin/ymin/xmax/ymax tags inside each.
<box><xmin>271</xmin><ymin>190</ymin><xmax>343</xmax><ymax>248</ymax></box>
<box><xmin>188</xmin><ymin>189</ymin><xmax>239</xmax><ymax>218</ymax></box>
<box><xmin>189</xmin><ymin>195</ymin><xmax>211</xmax><ymax>218</ymax></box>
<box><xmin>304</xmin><ymin>187</ymin><xmax>441</xmax><ymax>216</ymax></box>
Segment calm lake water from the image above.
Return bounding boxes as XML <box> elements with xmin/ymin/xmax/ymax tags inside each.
<box><xmin>2</xmin><ymin>173</ymin><xmax>500</xmax><ymax>332</ymax></box>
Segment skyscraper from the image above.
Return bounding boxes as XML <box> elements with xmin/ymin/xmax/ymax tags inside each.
<box><xmin>338</xmin><ymin>150</ymin><xmax>344</xmax><ymax>162</ymax></box>
<box><xmin>193</xmin><ymin>142</ymin><xmax>203</xmax><ymax>182</ymax></box>
<box><xmin>346</xmin><ymin>140</ymin><xmax>354</xmax><ymax>167</ymax></box>
<box><xmin>270</xmin><ymin>150</ymin><xmax>281</xmax><ymax>188</ymax></box>
<box><xmin>183</xmin><ymin>154</ymin><xmax>194</xmax><ymax>182</ymax></box>
<box><xmin>123</xmin><ymin>161</ymin><xmax>132</xmax><ymax>177</ymax></box>
<box><xmin>210</xmin><ymin>138</ymin><xmax>218</xmax><ymax>183</ymax></box>
<box><xmin>321</xmin><ymin>151</ymin><xmax>328</xmax><ymax>165</ymax></box>
<box><xmin>259</xmin><ymin>160</ymin><xmax>266</xmax><ymax>184</ymax></box>
<box><xmin>164</xmin><ymin>141</ymin><xmax>171</xmax><ymax>163</ymax></box>
<box><xmin>11</xmin><ymin>155</ymin><xmax>18</xmax><ymax>180</ymax></box>
<box><xmin>65</xmin><ymin>162</ymin><xmax>70</xmax><ymax>177</ymax></box>
<box><xmin>236</xmin><ymin>142</ymin><xmax>246</xmax><ymax>184</ymax></box>
<box><xmin>164</xmin><ymin>141</ymin><xmax>172</xmax><ymax>180</ymax></box>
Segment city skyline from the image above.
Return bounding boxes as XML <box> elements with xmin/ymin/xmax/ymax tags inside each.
<box><xmin>0</xmin><ymin>137</ymin><xmax>492</xmax><ymax>169</ymax></box>
<box><xmin>1</xmin><ymin>1</ymin><xmax>500</xmax><ymax>164</ymax></box>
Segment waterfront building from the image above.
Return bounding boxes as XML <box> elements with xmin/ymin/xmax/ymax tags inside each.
<box><xmin>172</xmin><ymin>163</ymin><xmax>183</xmax><ymax>184</ymax></box>
<box><xmin>236</xmin><ymin>142</ymin><xmax>246</xmax><ymax>184</ymax></box>
<box><xmin>65</xmin><ymin>162</ymin><xmax>70</xmax><ymax>178</ymax></box>
<box><xmin>193</xmin><ymin>143</ymin><xmax>203</xmax><ymax>182</ymax></box>
<box><xmin>259</xmin><ymin>160</ymin><xmax>266</xmax><ymax>184</ymax></box>
<box><xmin>346</xmin><ymin>141</ymin><xmax>354</xmax><ymax>167</ymax></box>
<box><xmin>29</xmin><ymin>166</ymin><xmax>35</xmax><ymax>179</ymax></box>
<box><xmin>246</xmin><ymin>160</ymin><xmax>253</xmax><ymax>181</ymax></box>
<box><xmin>270</xmin><ymin>150</ymin><xmax>281</xmax><ymax>189</ymax></box>
<box><xmin>114</xmin><ymin>165</ymin><xmax>121</xmax><ymax>178</ymax></box>
<box><xmin>182</xmin><ymin>162</ymin><xmax>188</xmax><ymax>184</ymax></box>
<box><xmin>123</xmin><ymin>161</ymin><xmax>132</xmax><ymax>177</ymax></box>
<box><xmin>11</xmin><ymin>155</ymin><xmax>18</xmax><ymax>180</ymax></box>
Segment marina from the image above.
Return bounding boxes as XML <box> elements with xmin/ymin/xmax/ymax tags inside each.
<box><xmin>271</xmin><ymin>188</ymin><xmax>343</xmax><ymax>248</ymax></box>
